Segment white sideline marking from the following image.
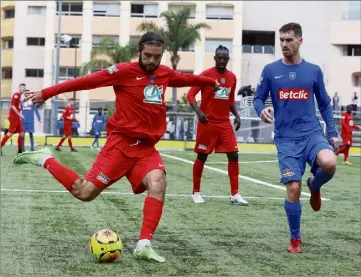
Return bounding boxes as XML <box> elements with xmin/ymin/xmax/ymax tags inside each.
<box><xmin>160</xmin><ymin>153</ymin><xmax>330</xmax><ymax>201</ymax></box>
<box><xmin>206</xmin><ymin>160</ymin><xmax>278</xmax><ymax>164</ymax></box>
<box><xmin>0</xmin><ymin>188</ymin><xmax>311</xmax><ymax>201</ymax></box>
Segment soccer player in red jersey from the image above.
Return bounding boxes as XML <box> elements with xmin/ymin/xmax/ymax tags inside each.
<box><xmin>335</xmin><ymin>104</ymin><xmax>360</xmax><ymax>165</ymax></box>
<box><xmin>56</xmin><ymin>99</ymin><xmax>77</xmax><ymax>152</ymax></box>
<box><xmin>13</xmin><ymin>32</ymin><xmax>219</xmax><ymax>263</ymax></box>
<box><xmin>187</xmin><ymin>45</ymin><xmax>248</xmax><ymax>205</ymax></box>
<box><xmin>0</xmin><ymin>83</ymin><xmax>26</xmax><ymax>155</ymax></box>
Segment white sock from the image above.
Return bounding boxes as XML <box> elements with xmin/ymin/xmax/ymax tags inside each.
<box><xmin>136</xmin><ymin>239</ymin><xmax>151</xmax><ymax>251</ymax></box>
<box><xmin>39</xmin><ymin>155</ymin><xmax>52</xmax><ymax>167</ymax></box>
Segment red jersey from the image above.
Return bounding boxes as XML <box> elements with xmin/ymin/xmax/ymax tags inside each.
<box><xmin>63</xmin><ymin>104</ymin><xmax>75</xmax><ymax>127</ymax></box>
<box><xmin>187</xmin><ymin>67</ymin><xmax>236</xmax><ymax>123</ymax></box>
<box><xmin>341</xmin><ymin>112</ymin><xmax>359</xmax><ymax>139</ymax></box>
<box><xmin>9</xmin><ymin>92</ymin><xmax>22</xmax><ymax>121</ymax></box>
<box><xmin>41</xmin><ymin>62</ymin><xmax>216</xmax><ymax>143</ymax></box>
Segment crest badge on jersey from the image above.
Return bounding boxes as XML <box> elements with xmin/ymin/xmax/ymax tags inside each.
<box><xmin>215</xmin><ymin>87</ymin><xmax>231</xmax><ymax>100</ymax></box>
<box><xmin>289</xmin><ymin>72</ymin><xmax>296</xmax><ymax>80</ymax></box>
<box><xmin>106</xmin><ymin>65</ymin><xmax>118</xmax><ymax>75</ymax></box>
<box><xmin>143</xmin><ymin>85</ymin><xmax>164</xmax><ymax>104</ymax></box>
<box><xmin>220</xmin><ymin>78</ymin><xmax>226</xmax><ymax>84</ymax></box>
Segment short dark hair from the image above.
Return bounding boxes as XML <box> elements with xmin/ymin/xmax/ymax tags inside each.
<box><xmin>19</xmin><ymin>83</ymin><xmax>26</xmax><ymax>87</ymax></box>
<box><xmin>138</xmin><ymin>32</ymin><xmax>164</xmax><ymax>51</ymax></box>
<box><xmin>215</xmin><ymin>45</ymin><xmax>229</xmax><ymax>55</ymax></box>
<box><xmin>279</xmin><ymin>22</ymin><xmax>302</xmax><ymax>37</ymax></box>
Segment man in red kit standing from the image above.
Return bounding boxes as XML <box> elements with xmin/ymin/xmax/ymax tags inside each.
<box><xmin>0</xmin><ymin>83</ymin><xmax>26</xmax><ymax>156</ymax></box>
<box><xmin>187</xmin><ymin>45</ymin><xmax>248</xmax><ymax>205</ymax></box>
<box><xmin>13</xmin><ymin>32</ymin><xmax>219</xmax><ymax>263</ymax></box>
<box><xmin>335</xmin><ymin>104</ymin><xmax>360</xmax><ymax>165</ymax></box>
<box><xmin>56</xmin><ymin>99</ymin><xmax>77</xmax><ymax>152</ymax></box>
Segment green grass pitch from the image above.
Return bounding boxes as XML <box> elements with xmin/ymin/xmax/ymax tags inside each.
<box><xmin>1</xmin><ymin>146</ymin><xmax>360</xmax><ymax>276</ymax></box>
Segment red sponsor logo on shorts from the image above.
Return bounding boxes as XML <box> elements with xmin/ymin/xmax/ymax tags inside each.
<box><xmin>277</xmin><ymin>89</ymin><xmax>310</xmax><ymax>100</ymax></box>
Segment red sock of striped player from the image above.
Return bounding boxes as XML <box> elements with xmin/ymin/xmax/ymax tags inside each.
<box><xmin>193</xmin><ymin>159</ymin><xmax>205</xmax><ymax>193</ymax></box>
<box><xmin>18</xmin><ymin>136</ymin><xmax>24</xmax><ymax>152</ymax></box>
<box><xmin>139</xmin><ymin>197</ymin><xmax>164</xmax><ymax>240</ymax></box>
<box><xmin>0</xmin><ymin>134</ymin><xmax>10</xmax><ymax>148</ymax></box>
<box><xmin>228</xmin><ymin>161</ymin><xmax>239</xmax><ymax>196</ymax></box>
<box><xmin>43</xmin><ymin>158</ymin><xmax>80</xmax><ymax>191</ymax></box>
<box><xmin>68</xmin><ymin>138</ymin><xmax>74</xmax><ymax>150</ymax></box>
<box><xmin>57</xmin><ymin>137</ymin><xmax>66</xmax><ymax>148</ymax></box>
<box><xmin>344</xmin><ymin>147</ymin><xmax>350</xmax><ymax>161</ymax></box>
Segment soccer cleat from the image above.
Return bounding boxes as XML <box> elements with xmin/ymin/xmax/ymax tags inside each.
<box><xmin>55</xmin><ymin>147</ymin><xmax>61</xmax><ymax>151</ymax></box>
<box><xmin>13</xmin><ymin>147</ymin><xmax>53</xmax><ymax>166</ymax></box>
<box><xmin>230</xmin><ymin>193</ymin><xmax>248</xmax><ymax>205</ymax></box>
<box><xmin>307</xmin><ymin>177</ymin><xmax>321</xmax><ymax>211</ymax></box>
<box><xmin>343</xmin><ymin>161</ymin><xmax>352</xmax><ymax>165</ymax></box>
<box><xmin>133</xmin><ymin>245</ymin><xmax>166</xmax><ymax>263</ymax></box>
<box><xmin>192</xmin><ymin>192</ymin><xmax>205</xmax><ymax>204</ymax></box>
<box><xmin>71</xmin><ymin>148</ymin><xmax>78</xmax><ymax>152</ymax></box>
<box><xmin>288</xmin><ymin>238</ymin><xmax>302</xmax><ymax>253</ymax></box>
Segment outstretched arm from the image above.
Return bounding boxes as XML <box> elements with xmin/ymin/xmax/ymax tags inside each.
<box><xmin>169</xmin><ymin>71</ymin><xmax>217</xmax><ymax>88</ymax></box>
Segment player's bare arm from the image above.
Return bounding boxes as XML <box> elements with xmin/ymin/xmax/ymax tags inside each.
<box><xmin>11</xmin><ymin>105</ymin><xmax>24</xmax><ymax>119</ymax></box>
<box><xmin>230</xmin><ymin>104</ymin><xmax>241</xmax><ymax>131</ymax></box>
<box><xmin>190</xmin><ymin>102</ymin><xmax>208</xmax><ymax>124</ymax></box>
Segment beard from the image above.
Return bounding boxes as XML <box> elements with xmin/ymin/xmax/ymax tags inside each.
<box><xmin>138</xmin><ymin>56</ymin><xmax>160</xmax><ymax>73</ymax></box>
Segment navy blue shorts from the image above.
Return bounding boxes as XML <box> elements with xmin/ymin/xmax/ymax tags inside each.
<box><xmin>23</xmin><ymin>122</ymin><xmax>35</xmax><ymax>133</ymax></box>
<box><xmin>275</xmin><ymin>132</ymin><xmax>333</xmax><ymax>184</ymax></box>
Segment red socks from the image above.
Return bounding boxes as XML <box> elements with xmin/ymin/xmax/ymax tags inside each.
<box><xmin>57</xmin><ymin>137</ymin><xmax>66</xmax><ymax>148</ymax></box>
<box><xmin>139</xmin><ymin>197</ymin><xmax>164</xmax><ymax>240</ymax></box>
<box><xmin>0</xmin><ymin>134</ymin><xmax>10</xmax><ymax>148</ymax></box>
<box><xmin>192</xmin><ymin>159</ymin><xmax>205</xmax><ymax>193</ymax></box>
<box><xmin>18</xmin><ymin>136</ymin><xmax>24</xmax><ymax>152</ymax></box>
<box><xmin>44</xmin><ymin>158</ymin><xmax>80</xmax><ymax>191</ymax></box>
<box><xmin>344</xmin><ymin>147</ymin><xmax>350</xmax><ymax>162</ymax></box>
<box><xmin>228</xmin><ymin>161</ymin><xmax>239</xmax><ymax>196</ymax></box>
<box><xmin>336</xmin><ymin>146</ymin><xmax>350</xmax><ymax>161</ymax></box>
<box><xmin>68</xmin><ymin>138</ymin><xmax>74</xmax><ymax>150</ymax></box>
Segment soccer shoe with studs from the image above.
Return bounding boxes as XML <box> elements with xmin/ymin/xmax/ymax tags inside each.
<box><xmin>288</xmin><ymin>238</ymin><xmax>302</xmax><ymax>253</ymax></box>
<box><xmin>230</xmin><ymin>193</ymin><xmax>248</xmax><ymax>205</ymax></box>
<box><xmin>192</xmin><ymin>192</ymin><xmax>205</xmax><ymax>204</ymax></box>
<box><xmin>307</xmin><ymin>177</ymin><xmax>321</xmax><ymax>212</ymax></box>
<box><xmin>13</xmin><ymin>147</ymin><xmax>53</xmax><ymax>166</ymax></box>
<box><xmin>133</xmin><ymin>245</ymin><xmax>166</xmax><ymax>263</ymax></box>
<box><xmin>343</xmin><ymin>161</ymin><xmax>352</xmax><ymax>165</ymax></box>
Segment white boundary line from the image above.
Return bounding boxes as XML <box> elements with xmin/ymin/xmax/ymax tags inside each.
<box><xmin>160</xmin><ymin>153</ymin><xmax>331</xmax><ymax>201</ymax></box>
<box><xmin>206</xmin><ymin>160</ymin><xmax>278</xmax><ymax>164</ymax></box>
<box><xmin>0</xmin><ymin>188</ymin><xmax>311</xmax><ymax>201</ymax></box>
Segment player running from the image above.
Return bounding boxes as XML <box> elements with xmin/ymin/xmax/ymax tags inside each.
<box><xmin>13</xmin><ymin>32</ymin><xmax>219</xmax><ymax>263</ymax></box>
<box><xmin>187</xmin><ymin>45</ymin><xmax>248</xmax><ymax>205</ymax></box>
<box><xmin>335</xmin><ymin>104</ymin><xmax>360</xmax><ymax>165</ymax></box>
<box><xmin>91</xmin><ymin>108</ymin><xmax>106</xmax><ymax>149</ymax></box>
<box><xmin>0</xmin><ymin>83</ymin><xmax>27</xmax><ymax>155</ymax></box>
<box><xmin>22</xmin><ymin>90</ymin><xmax>42</xmax><ymax>151</ymax></box>
<box><xmin>253</xmin><ymin>23</ymin><xmax>339</xmax><ymax>253</ymax></box>
<box><xmin>55</xmin><ymin>99</ymin><xmax>77</xmax><ymax>152</ymax></box>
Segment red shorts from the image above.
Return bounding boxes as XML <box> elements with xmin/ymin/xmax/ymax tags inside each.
<box><xmin>8</xmin><ymin>119</ymin><xmax>24</xmax><ymax>134</ymax></box>
<box><xmin>85</xmin><ymin>133</ymin><xmax>166</xmax><ymax>193</ymax></box>
<box><xmin>194</xmin><ymin>121</ymin><xmax>238</xmax><ymax>154</ymax></box>
<box><xmin>64</xmin><ymin>122</ymin><xmax>72</xmax><ymax>136</ymax></box>
<box><xmin>342</xmin><ymin>134</ymin><xmax>352</xmax><ymax>146</ymax></box>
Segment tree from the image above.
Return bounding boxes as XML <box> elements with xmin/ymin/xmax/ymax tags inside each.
<box><xmin>137</xmin><ymin>7</ymin><xmax>210</xmax><ymax>111</ymax></box>
<box><xmin>80</xmin><ymin>37</ymin><xmax>138</xmax><ymax>75</ymax></box>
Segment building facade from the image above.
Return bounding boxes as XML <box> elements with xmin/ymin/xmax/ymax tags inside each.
<box><xmin>1</xmin><ymin>0</ymin><xmax>360</xmax><ymax>133</ymax></box>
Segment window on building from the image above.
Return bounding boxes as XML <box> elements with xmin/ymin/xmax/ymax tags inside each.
<box><xmin>168</xmin><ymin>4</ymin><xmax>195</xmax><ymax>18</ymax></box>
<box><xmin>2</xmin><ymin>67</ymin><xmax>12</xmax><ymax>79</ymax></box>
<box><xmin>205</xmin><ymin>39</ymin><xmax>233</xmax><ymax>52</ymax></box>
<box><xmin>92</xmin><ymin>35</ymin><xmax>118</xmax><ymax>47</ymax></box>
<box><xmin>206</xmin><ymin>6</ymin><xmax>233</xmax><ymax>20</ymax></box>
<box><xmin>93</xmin><ymin>2</ymin><xmax>120</xmax><ymax>17</ymax></box>
<box><xmin>347</xmin><ymin>45</ymin><xmax>361</xmax><ymax>56</ymax></box>
<box><xmin>129</xmin><ymin>36</ymin><xmax>141</xmax><ymax>45</ymax></box>
<box><xmin>25</xmin><ymin>69</ymin><xmax>44</xmax><ymax>78</ymax></box>
<box><xmin>180</xmin><ymin>43</ymin><xmax>195</xmax><ymax>52</ymax></box>
<box><xmin>348</xmin><ymin>0</ymin><xmax>361</xmax><ymax>20</ymax></box>
<box><xmin>2</xmin><ymin>39</ymin><xmax>14</xmax><ymax>49</ymax></box>
<box><xmin>28</xmin><ymin>6</ymin><xmax>46</xmax><ymax>15</ymax></box>
<box><xmin>130</xmin><ymin>4</ymin><xmax>158</xmax><ymax>18</ymax></box>
<box><xmin>242</xmin><ymin>30</ymin><xmax>275</xmax><ymax>54</ymax></box>
<box><xmin>59</xmin><ymin>67</ymin><xmax>80</xmax><ymax>80</ymax></box>
<box><xmin>27</xmin><ymin>37</ymin><xmax>45</xmax><ymax>46</ymax></box>
<box><xmin>56</xmin><ymin>2</ymin><xmax>83</xmax><ymax>16</ymax></box>
<box><xmin>1</xmin><ymin>100</ymin><xmax>11</xmax><ymax>110</ymax></box>
<box><xmin>4</xmin><ymin>9</ymin><xmax>15</xmax><ymax>19</ymax></box>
